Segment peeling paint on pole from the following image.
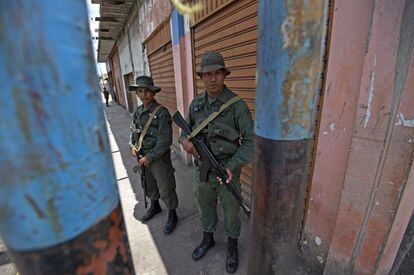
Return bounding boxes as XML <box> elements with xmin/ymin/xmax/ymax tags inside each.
<box><xmin>0</xmin><ymin>0</ymin><xmax>119</xmax><ymax>250</ymax></box>
<box><xmin>0</xmin><ymin>1</ymin><xmax>134</xmax><ymax>273</ymax></box>
<box><xmin>249</xmin><ymin>0</ymin><xmax>329</xmax><ymax>274</ymax></box>
<box><xmin>254</xmin><ymin>0</ymin><xmax>328</xmax><ymax>141</ymax></box>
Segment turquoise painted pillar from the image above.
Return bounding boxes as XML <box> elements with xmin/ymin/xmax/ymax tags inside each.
<box><xmin>0</xmin><ymin>1</ymin><xmax>134</xmax><ymax>274</ymax></box>
<box><xmin>171</xmin><ymin>9</ymin><xmax>193</xmax><ymax>163</ymax></box>
<box><xmin>249</xmin><ymin>0</ymin><xmax>330</xmax><ymax>273</ymax></box>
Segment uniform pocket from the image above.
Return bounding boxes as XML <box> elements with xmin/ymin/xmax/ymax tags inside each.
<box><xmin>142</xmin><ymin>139</ymin><xmax>156</xmax><ymax>149</ymax></box>
<box><xmin>150</xmin><ymin>116</ymin><xmax>159</xmax><ymax>127</ymax></box>
<box><xmin>210</xmin><ymin>138</ymin><xmax>238</xmax><ymax>156</ymax></box>
<box><xmin>210</xmin><ymin>122</ymin><xmax>239</xmax><ymax>141</ymax></box>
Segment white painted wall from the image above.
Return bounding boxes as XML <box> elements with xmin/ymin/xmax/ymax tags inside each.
<box><xmin>119</xmin><ymin>33</ymin><xmax>133</xmax><ymax>75</ymax></box>
<box><xmin>129</xmin><ymin>19</ymin><xmax>147</xmax><ymax>76</ymax></box>
<box><xmin>105</xmin><ymin>61</ymin><xmax>111</xmax><ymax>73</ymax></box>
<box><xmin>118</xmin><ymin>32</ymin><xmax>133</xmax><ymax>111</ymax></box>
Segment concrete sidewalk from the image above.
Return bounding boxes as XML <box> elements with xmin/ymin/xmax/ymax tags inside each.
<box><xmin>0</xmin><ymin>239</ymin><xmax>15</xmax><ymax>275</ymax></box>
<box><xmin>104</xmin><ymin>99</ymin><xmax>250</xmax><ymax>275</ymax></box>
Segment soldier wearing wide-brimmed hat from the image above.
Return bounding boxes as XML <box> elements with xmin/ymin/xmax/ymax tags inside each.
<box><xmin>179</xmin><ymin>51</ymin><xmax>253</xmax><ymax>273</ymax></box>
<box><xmin>195</xmin><ymin>51</ymin><xmax>231</xmax><ymax>77</ymax></box>
<box><xmin>128</xmin><ymin>75</ymin><xmax>179</xmax><ymax>235</ymax></box>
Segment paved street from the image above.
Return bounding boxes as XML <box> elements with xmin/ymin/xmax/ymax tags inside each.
<box><xmin>104</xmin><ymin>98</ymin><xmax>251</xmax><ymax>275</ymax></box>
<box><xmin>0</xmin><ymin>239</ymin><xmax>15</xmax><ymax>275</ymax></box>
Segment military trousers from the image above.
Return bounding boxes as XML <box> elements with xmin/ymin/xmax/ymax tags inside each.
<box><xmin>192</xmin><ymin>165</ymin><xmax>241</xmax><ymax>238</ymax></box>
<box><xmin>141</xmin><ymin>153</ymin><xmax>179</xmax><ymax>210</ymax></box>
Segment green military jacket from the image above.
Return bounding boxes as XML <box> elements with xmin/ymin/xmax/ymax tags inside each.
<box><xmin>129</xmin><ymin>100</ymin><xmax>173</xmax><ymax>162</ymax></box>
<box><xmin>180</xmin><ymin>86</ymin><xmax>254</xmax><ymax>171</ymax></box>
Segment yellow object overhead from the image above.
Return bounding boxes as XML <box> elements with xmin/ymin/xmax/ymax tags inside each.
<box><xmin>171</xmin><ymin>0</ymin><xmax>203</xmax><ymax>16</ymax></box>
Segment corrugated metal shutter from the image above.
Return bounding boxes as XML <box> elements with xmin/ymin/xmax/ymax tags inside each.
<box><xmin>192</xmin><ymin>0</ymin><xmax>235</xmax><ymax>24</ymax></box>
<box><xmin>145</xmin><ymin>20</ymin><xmax>179</xmax><ymax>144</ymax></box>
<box><xmin>192</xmin><ymin>0</ymin><xmax>258</xmax><ymax>208</ymax></box>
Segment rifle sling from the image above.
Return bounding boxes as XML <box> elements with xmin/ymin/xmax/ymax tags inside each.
<box><xmin>189</xmin><ymin>96</ymin><xmax>241</xmax><ymax>139</ymax></box>
<box><xmin>135</xmin><ymin>104</ymin><xmax>162</xmax><ymax>152</ymax></box>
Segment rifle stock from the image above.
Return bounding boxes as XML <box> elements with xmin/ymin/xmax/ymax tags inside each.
<box><xmin>172</xmin><ymin>111</ymin><xmax>251</xmax><ymax>218</ymax></box>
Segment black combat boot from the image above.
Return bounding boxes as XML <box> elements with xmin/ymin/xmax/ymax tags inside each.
<box><xmin>226</xmin><ymin>237</ymin><xmax>238</xmax><ymax>273</ymax></box>
<box><xmin>192</xmin><ymin>232</ymin><xmax>215</xmax><ymax>261</ymax></box>
<box><xmin>164</xmin><ymin>209</ymin><xmax>178</xmax><ymax>234</ymax></box>
<box><xmin>141</xmin><ymin>200</ymin><xmax>161</xmax><ymax>222</ymax></box>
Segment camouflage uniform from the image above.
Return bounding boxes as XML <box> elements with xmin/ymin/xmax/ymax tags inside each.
<box><xmin>130</xmin><ymin>100</ymin><xmax>178</xmax><ymax>210</ymax></box>
<box><xmin>180</xmin><ymin>86</ymin><xmax>253</xmax><ymax>238</ymax></box>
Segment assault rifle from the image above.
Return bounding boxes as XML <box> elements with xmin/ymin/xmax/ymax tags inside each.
<box><xmin>132</xmin><ymin>153</ymin><xmax>148</xmax><ymax>209</ymax></box>
<box><xmin>172</xmin><ymin>111</ymin><xmax>251</xmax><ymax>218</ymax></box>
<box><xmin>131</xmin><ymin>125</ymin><xmax>148</xmax><ymax>209</ymax></box>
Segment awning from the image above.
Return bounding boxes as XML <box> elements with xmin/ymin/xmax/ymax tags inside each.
<box><xmin>91</xmin><ymin>0</ymin><xmax>135</xmax><ymax>62</ymax></box>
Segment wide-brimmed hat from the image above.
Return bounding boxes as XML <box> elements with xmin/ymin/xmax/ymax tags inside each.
<box><xmin>128</xmin><ymin>75</ymin><xmax>161</xmax><ymax>93</ymax></box>
<box><xmin>196</xmin><ymin>51</ymin><xmax>231</xmax><ymax>77</ymax></box>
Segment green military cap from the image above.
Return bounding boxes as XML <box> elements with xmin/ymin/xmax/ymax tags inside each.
<box><xmin>196</xmin><ymin>51</ymin><xmax>231</xmax><ymax>77</ymax></box>
<box><xmin>129</xmin><ymin>75</ymin><xmax>161</xmax><ymax>93</ymax></box>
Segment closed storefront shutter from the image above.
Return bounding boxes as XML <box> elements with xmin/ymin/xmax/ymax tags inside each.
<box><xmin>192</xmin><ymin>0</ymin><xmax>258</xmax><ymax>207</ymax></box>
<box><xmin>145</xmin><ymin>20</ymin><xmax>180</xmax><ymax>145</ymax></box>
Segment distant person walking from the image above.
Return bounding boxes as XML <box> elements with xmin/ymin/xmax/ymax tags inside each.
<box><xmin>128</xmin><ymin>75</ymin><xmax>179</xmax><ymax>235</ymax></box>
<box><xmin>103</xmin><ymin>86</ymin><xmax>110</xmax><ymax>107</ymax></box>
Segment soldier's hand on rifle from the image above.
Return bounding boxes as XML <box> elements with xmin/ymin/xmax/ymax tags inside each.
<box><xmin>217</xmin><ymin>167</ymin><xmax>233</xmax><ymax>186</ymax></box>
<box><xmin>182</xmin><ymin>138</ymin><xmax>200</xmax><ymax>158</ymax></box>
<box><xmin>138</xmin><ymin>155</ymin><xmax>151</xmax><ymax>167</ymax></box>
<box><xmin>131</xmin><ymin>148</ymin><xmax>137</xmax><ymax>157</ymax></box>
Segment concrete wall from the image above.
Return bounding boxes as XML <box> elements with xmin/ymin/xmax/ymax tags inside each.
<box><xmin>302</xmin><ymin>1</ymin><xmax>414</xmax><ymax>274</ymax></box>
<box><xmin>301</xmin><ymin>0</ymin><xmax>375</xmax><ymax>271</ymax></box>
<box><xmin>118</xmin><ymin>31</ymin><xmax>133</xmax><ymax>112</ymax></box>
<box><xmin>137</xmin><ymin>0</ymin><xmax>172</xmax><ymax>42</ymax></box>
<box><xmin>129</xmin><ymin>18</ymin><xmax>146</xmax><ymax>76</ymax></box>
<box><xmin>105</xmin><ymin>61</ymin><xmax>111</xmax><ymax>74</ymax></box>
<box><xmin>119</xmin><ymin>32</ymin><xmax>133</xmax><ymax>75</ymax></box>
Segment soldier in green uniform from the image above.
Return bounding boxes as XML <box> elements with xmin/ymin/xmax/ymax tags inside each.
<box><xmin>179</xmin><ymin>51</ymin><xmax>253</xmax><ymax>273</ymax></box>
<box><xmin>129</xmin><ymin>75</ymin><xmax>179</xmax><ymax>235</ymax></box>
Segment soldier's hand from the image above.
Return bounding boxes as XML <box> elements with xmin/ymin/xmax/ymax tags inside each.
<box><xmin>131</xmin><ymin>148</ymin><xmax>137</xmax><ymax>157</ymax></box>
<box><xmin>138</xmin><ymin>156</ymin><xmax>150</xmax><ymax>167</ymax></box>
<box><xmin>182</xmin><ymin>138</ymin><xmax>200</xmax><ymax>158</ymax></box>
<box><xmin>217</xmin><ymin>168</ymin><xmax>233</xmax><ymax>186</ymax></box>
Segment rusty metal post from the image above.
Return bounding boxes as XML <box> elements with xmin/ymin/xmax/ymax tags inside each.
<box><xmin>0</xmin><ymin>1</ymin><xmax>134</xmax><ymax>274</ymax></box>
<box><xmin>249</xmin><ymin>0</ymin><xmax>330</xmax><ymax>273</ymax></box>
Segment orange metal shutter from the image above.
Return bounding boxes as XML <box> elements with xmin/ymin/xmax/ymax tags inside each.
<box><xmin>146</xmin><ymin>20</ymin><xmax>180</xmax><ymax>145</ymax></box>
<box><xmin>192</xmin><ymin>0</ymin><xmax>258</xmax><ymax>207</ymax></box>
